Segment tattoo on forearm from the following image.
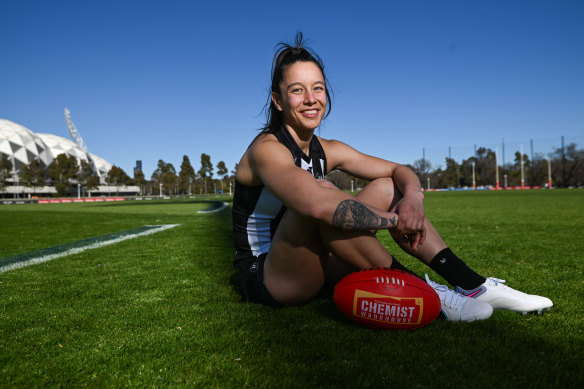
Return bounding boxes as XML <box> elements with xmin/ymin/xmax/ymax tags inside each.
<box><xmin>332</xmin><ymin>200</ymin><xmax>396</xmax><ymax>230</ymax></box>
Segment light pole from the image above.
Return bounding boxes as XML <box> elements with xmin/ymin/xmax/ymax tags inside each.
<box><xmin>472</xmin><ymin>162</ymin><xmax>476</xmax><ymax>190</ymax></box>
<box><xmin>520</xmin><ymin>144</ymin><xmax>525</xmax><ymax>189</ymax></box>
<box><xmin>495</xmin><ymin>147</ymin><xmax>500</xmax><ymax>189</ymax></box>
<box><xmin>547</xmin><ymin>157</ymin><xmax>552</xmax><ymax>189</ymax></box>
<box><xmin>12</xmin><ymin>157</ymin><xmax>17</xmax><ymax>199</ymax></box>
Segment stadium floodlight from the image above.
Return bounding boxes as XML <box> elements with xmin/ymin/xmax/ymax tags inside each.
<box><xmin>64</xmin><ymin>108</ymin><xmax>88</xmax><ymax>152</ymax></box>
<box><xmin>64</xmin><ymin>108</ymin><xmax>102</xmax><ymax>182</ymax></box>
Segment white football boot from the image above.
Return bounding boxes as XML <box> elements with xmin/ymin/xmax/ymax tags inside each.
<box><xmin>425</xmin><ymin>275</ymin><xmax>493</xmax><ymax>322</ymax></box>
<box><xmin>455</xmin><ymin>277</ymin><xmax>553</xmax><ymax>315</ymax></box>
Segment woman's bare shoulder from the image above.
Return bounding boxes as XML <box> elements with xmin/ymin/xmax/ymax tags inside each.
<box><xmin>236</xmin><ymin>133</ymin><xmax>289</xmax><ymax>185</ymax></box>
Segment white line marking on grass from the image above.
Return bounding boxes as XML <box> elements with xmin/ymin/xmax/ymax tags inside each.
<box><xmin>196</xmin><ymin>201</ymin><xmax>228</xmax><ymax>214</ymax></box>
<box><xmin>0</xmin><ymin>224</ymin><xmax>180</xmax><ymax>274</ymax></box>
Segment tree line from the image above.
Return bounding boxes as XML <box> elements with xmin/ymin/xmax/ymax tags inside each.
<box><xmin>1</xmin><ymin>142</ymin><xmax>582</xmax><ymax>197</ymax></box>
<box><xmin>0</xmin><ymin>153</ymin><xmax>101</xmax><ymax>197</ymax></box>
<box><xmin>142</xmin><ymin>154</ymin><xmax>233</xmax><ymax>196</ymax></box>
<box><xmin>0</xmin><ymin>153</ymin><xmax>237</xmax><ymax>197</ymax></box>
<box><xmin>328</xmin><ymin>142</ymin><xmax>584</xmax><ymax>190</ymax></box>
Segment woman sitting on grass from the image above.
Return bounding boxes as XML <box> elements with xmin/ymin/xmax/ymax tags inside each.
<box><xmin>232</xmin><ymin>32</ymin><xmax>552</xmax><ymax>321</ymax></box>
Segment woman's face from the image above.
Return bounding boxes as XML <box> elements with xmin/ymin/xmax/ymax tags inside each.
<box><xmin>272</xmin><ymin>61</ymin><xmax>327</xmax><ymax>132</ymax></box>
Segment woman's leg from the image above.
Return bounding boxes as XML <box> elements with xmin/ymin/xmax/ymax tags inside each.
<box><xmin>353</xmin><ymin>177</ymin><xmax>448</xmax><ymax>264</ymax></box>
<box><xmin>264</xmin><ymin>180</ymin><xmax>397</xmax><ymax>305</ymax></box>
<box><xmin>264</xmin><ymin>177</ymin><xmax>455</xmax><ymax>305</ymax></box>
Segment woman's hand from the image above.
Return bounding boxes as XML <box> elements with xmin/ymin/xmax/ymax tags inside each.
<box><xmin>391</xmin><ymin>192</ymin><xmax>426</xmax><ymax>251</ymax></box>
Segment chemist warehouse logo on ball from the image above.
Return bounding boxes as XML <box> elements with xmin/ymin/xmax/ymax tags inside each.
<box><xmin>352</xmin><ymin>290</ymin><xmax>424</xmax><ymax>325</ymax></box>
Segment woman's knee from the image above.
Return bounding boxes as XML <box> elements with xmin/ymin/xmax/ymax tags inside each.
<box><xmin>368</xmin><ymin>177</ymin><xmax>397</xmax><ymax>193</ymax></box>
<box><xmin>356</xmin><ymin>177</ymin><xmax>401</xmax><ymax>210</ymax></box>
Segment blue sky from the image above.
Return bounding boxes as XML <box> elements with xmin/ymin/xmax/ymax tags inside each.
<box><xmin>1</xmin><ymin>0</ymin><xmax>583</xmax><ymax>177</ymax></box>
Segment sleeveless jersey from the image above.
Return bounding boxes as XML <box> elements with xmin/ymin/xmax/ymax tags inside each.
<box><xmin>232</xmin><ymin>128</ymin><xmax>327</xmax><ymax>270</ymax></box>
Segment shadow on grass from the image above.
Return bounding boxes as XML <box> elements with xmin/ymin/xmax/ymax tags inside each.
<box><xmin>227</xmin><ymin>299</ymin><xmax>581</xmax><ymax>388</ymax></box>
<box><xmin>184</xmin><ymin>196</ymin><xmax>582</xmax><ymax>387</ymax></box>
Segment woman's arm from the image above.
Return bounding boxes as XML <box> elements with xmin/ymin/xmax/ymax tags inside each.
<box><xmin>321</xmin><ymin>138</ymin><xmax>426</xmax><ymax>249</ymax></box>
<box><xmin>322</xmin><ymin>138</ymin><xmax>422</xmax><ymax>195</ymax></box>
<box><xmin>247</xmin><ymin>136</ymin><xmax>399</xmax><ymax>231</ymax></box>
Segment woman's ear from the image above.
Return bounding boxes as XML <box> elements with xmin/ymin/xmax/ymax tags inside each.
<box><xmin>271</xmin><ymin>92</ymin><xmax>283</xmax><ymax>112</ymax></box>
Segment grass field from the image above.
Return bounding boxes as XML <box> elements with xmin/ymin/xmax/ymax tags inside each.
<box><xmin>1</xmin><ymin>190</ymin><xmax>583</xmax><ymax>388</ymax></box>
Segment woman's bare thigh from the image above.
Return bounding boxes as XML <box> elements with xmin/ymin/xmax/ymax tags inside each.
<box><xmin>263</xmin><ymin>209</ymin><xmax>329</xmax><ymax>305</ymax></box>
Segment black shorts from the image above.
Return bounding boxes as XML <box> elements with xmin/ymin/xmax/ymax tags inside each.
<box><xmin>237</xmin><ymin>254</ymin><xmax>282</xmax><ymax>308</ymax></box>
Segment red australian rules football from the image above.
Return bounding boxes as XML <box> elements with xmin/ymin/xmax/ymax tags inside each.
<box><xmin>333</xmin><ymin>268</ymin><xmax>441</xmax><ymax>330</ymax></box>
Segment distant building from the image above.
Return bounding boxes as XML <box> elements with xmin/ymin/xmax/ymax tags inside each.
<box><xmin>1</xmin><ymin>118</ymin><xmax>139</xmax><ymax>198</ymax></box>
<box><xmin>0</xmin><ymin>118</ymin><xmax>112</xmax><ymax>182</ymax></box>
<box><xmin>134</xmin><ymin>160</ymin><xmax>143</xmax><ymax>176</ymax></box>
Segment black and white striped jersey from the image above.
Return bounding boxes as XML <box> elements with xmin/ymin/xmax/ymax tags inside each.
<box><xmin>232</xmin><ymin>128</ymin><xmax>327</xmax><ymax>270</ymax></box>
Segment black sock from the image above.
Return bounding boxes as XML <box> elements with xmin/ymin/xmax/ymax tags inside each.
<box><xmin>390</xmin><ymin>257</ymin><xmax>423</xmax><ymax>281</ymax></box>
<box><xmin>428</xmin><ymin>248</ymin><xmax>486</xmax><ymax>289</ymax></box>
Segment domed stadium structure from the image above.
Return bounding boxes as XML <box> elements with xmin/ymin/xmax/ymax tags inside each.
<box><xmin>0</xmin><ymin>118</ymin><xmax>140</xmax><ymax>200</ymax></box>
<box><xmin>36</xmin><ymin>133</ymin><xmax>112</xmax><ymax>179</ymax></box>
<box><xmin>0</xmin><ymin>118</ymin><xmax>112</xmax><ymax>181</ymax></box>
<box><xmin>0</xmin><ymin>119</ymin><xmax>52</xmax><ymax>170</ymax></box>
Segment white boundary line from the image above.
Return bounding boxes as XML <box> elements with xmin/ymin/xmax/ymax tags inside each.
<box><xmin>196</xmin><ymin>201</ymin><xmax>229</xmax><ymax>214</ymax></box>
<box><xmin>0</xmin><ymin>224</ymin><xmax>180</xmax><ymax>274</ymax></box>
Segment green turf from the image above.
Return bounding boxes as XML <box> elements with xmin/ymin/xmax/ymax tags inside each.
<box><xmin>1</xmin><ymin>191</ymin><xmax>583</xmax><ymax>388</ymax></box>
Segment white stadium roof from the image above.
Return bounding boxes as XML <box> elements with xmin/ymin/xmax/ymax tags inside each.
<box><xmin>0</xmin><ymin>119</ymin><xmax>52</xmax><ymax>170</ymax></box>
<box><xmin>37</xmin><ymin>133</ymin><xmax>91</xmax><ymax>162</ymax></box>
<box><xmin>86</xmin><ymin>153</ymin><xmax>112</xmax><ymax>179</ymax></box>
<box><xmin>0</xmin><ymin>118</ymin><xmax>112</xmax><ymax>179</ymax></box>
